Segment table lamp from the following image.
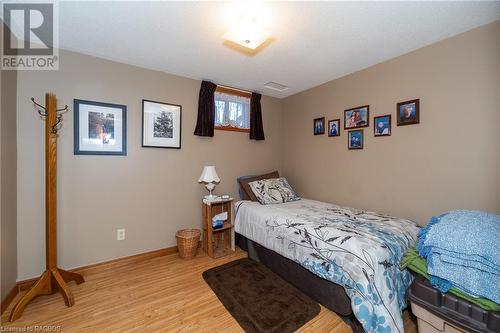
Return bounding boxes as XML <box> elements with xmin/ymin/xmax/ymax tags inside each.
<box><xmin>198</xmin><ymin>166</ymin><xmax>220</xmax><ymax>199</ymax></box>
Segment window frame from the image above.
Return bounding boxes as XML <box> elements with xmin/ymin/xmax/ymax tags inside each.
<box><xmin>214</xmin><ymin>86</ymin><xmax>252</xmax><ymax>133</ymax></box>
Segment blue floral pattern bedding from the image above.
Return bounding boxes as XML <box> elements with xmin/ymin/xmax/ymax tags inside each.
<box><xmin>234</xmin><ymin>199</ymin><xmax>419</xmax><ymax>333</ymax></box>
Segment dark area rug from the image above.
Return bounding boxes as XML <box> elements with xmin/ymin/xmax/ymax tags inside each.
<box><xmin>202</xmin><ymin>258</ymin><xmax>321</xmax><ymax>333</ymax></box>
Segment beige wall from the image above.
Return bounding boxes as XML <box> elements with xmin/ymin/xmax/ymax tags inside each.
<box><xmin>1</xmin><ymin>30</ymin><xmax>18</xmax><ymax>300</ymax></box>
<box><xmin>16</xmin><ymin>50</ymin><xmax>283</xmax><ymax>280</ymax></box>
<box><xmin>281</xmin><ymin>21</ymin><xmax>500</xmax><ymax>226</ymax></box>
<box><xmin>14</xmin><ymin>21</ymin><xmax>500</xmax><ymax>281</ymax></box>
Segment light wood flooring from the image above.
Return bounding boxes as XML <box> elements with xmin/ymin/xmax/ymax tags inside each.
<box><xmin>1</xmin><ymin>249</ymin><xmax>417</xmax><ymax>332</ymax></box>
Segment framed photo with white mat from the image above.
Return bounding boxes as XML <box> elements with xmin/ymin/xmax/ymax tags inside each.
<box><xmin>142</xmin><ymin>99</ymin><xmax>182</xmax><ymax>149</ymax></box>
<box><xmin>74</xmin><ymin>99</ymin><xmax>127</xmax><ymax>155</ymax></box>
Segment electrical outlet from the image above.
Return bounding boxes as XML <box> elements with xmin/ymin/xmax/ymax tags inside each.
<box><xmin>117</xmin><ymin>229</ymin><xmax>125</xmax><ymax>241</ymax></box>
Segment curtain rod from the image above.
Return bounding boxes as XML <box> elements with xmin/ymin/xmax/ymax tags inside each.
<box><xmin>216</xmin><ymin>84</ymin><xmax>252</xmax><ymax>95</ymax></box>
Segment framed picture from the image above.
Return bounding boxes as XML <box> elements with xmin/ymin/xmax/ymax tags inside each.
<box><xmin>344</xmin><ymin>105</ymin><xmax>369</xmax><ymax>129</ymax></box>
<box><xmin>348</xmin><ymin>130</ymin><xmax>363</xmax><ymax>150</ymax></box>
<box><xmin>74</xmin><ymin>99</ymin><xmax>127</xmax><ymax>155</ymax></box>
<box><xmin>397</xmin><ymin>99</ymin><xmax>419</xmax><ymax>126</ymax></box>
<box><xmin>328</xmin><ymin>119</ymin><xmax>340</xmax><ymax>137</ymax></box>
<box><xmin>313</xmin><ymin>117</ymin><xmax>325</xmax><ymax>135</ymax></box>
<box><xmin>142</xmin><ymin>99</ymin><xmax>182</xmax><ymax>149</ymax></box>
<box><xmin>374</xmin><ymin>115</ymin><xmax>391</xmax><ymax>136</ymax></box>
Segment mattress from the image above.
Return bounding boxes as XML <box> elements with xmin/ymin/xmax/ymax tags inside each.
<box><xmin>234</xmin><ymin>198</ymin><xmax>420</xmax><ymax>333</ymax></box>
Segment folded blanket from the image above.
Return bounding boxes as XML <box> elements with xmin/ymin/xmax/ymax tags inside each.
<box><xmin>439</xmin><ymin>253</ymin><xmax>499</xmax><ymax>275</ymax></box>
<box><xmin>401</xmin><ymin>248</ymin><xmax>500</xmax><ymax>311</ymax></box>
<box><xmin>417</xmin><ymin>210</ymin><xmax>500</xmax><ymax>303</ymax></box>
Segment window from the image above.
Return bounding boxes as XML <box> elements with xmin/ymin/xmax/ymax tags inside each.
<box><xmin>214</xmin><ymin>86</ymin><xmax>251</xmax><ymax>132</ymax></box>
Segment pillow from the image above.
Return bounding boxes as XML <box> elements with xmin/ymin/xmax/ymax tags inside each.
<box><xmin>249</xmin><ymin>177</ymin><xmax>300</xmax><ymax>205</ymax></box>
<box><xmin>238</xmin><ymin>171</ymin><xmax>280</xmax><ymax>201</ymax></box>
<box><xmin>236</xmin><ymin>175</ymin><xmax>256</xmax><ymax>200</ymax></box>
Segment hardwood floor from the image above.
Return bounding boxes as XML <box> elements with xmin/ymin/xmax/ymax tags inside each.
<box><xmin>1</xmin><ymin>249</ymin><xmax>417</xmax><ymax>332</ymax></box>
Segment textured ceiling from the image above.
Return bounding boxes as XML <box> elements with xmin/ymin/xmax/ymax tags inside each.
<box><xmin>56</xmin><ymin>1</ymin><xmax>500</xmax><ymax>98</ymax></box>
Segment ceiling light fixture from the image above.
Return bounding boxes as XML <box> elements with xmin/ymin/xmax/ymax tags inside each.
<box><xmin>224</xmin><ymin>13</ymin><xmax>270</xmax><ymax>51</ymax></box>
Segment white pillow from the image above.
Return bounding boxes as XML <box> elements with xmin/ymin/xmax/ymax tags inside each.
<box><xmin>249</xmin><ymin>177</ymin><xmax>300</xmax><ymax>205</ymax></box>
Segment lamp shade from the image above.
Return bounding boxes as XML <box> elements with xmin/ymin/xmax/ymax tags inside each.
<box><xmin>198</xmin><ymin>166</ymin><xmax>220</xmax><ymax>183</ymax></box>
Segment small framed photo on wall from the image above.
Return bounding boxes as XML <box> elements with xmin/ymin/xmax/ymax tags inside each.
<box><xmin>74</xmin><ymin>99</ymin><xmax>127</xmax><ymax>155</ymax></box>
<box><xmin>328</xmin><ymin>119</ymin><xmax>340</xmax><ymax>137</ymax></box>
<box><xmin>142</xmin><ymin>99</ymin><xmax>182</xmax><ymax>149</ymax></box>
<box><xmin>348</xmin><ymin>130</ymin><xmax>363</xmax><ymax>150</ymax></box>
<box><xmin>313</xmin><ymin>117</ymin><xmax>325</xmax><ymax>135</ymax></box>
<box><xmin>374</xmin><ymin>115</ymin><xmax>391</xmax><ymax>136</ymax></box>
<box><xmin>347</xmin><ymin>130</ymin><xmax>364</xmax><ymax>149</ymax></box>
<box><xmin>344</xmin><ymin>105</ymin><xmax>369</xmax><ymax>129</ymax></box>
<box><xmin>397</xmin><ymin>99</ymin><xmax>419</xmax><ymax>126</ymax></box>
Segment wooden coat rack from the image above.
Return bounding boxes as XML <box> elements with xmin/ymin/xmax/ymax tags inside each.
<box><xmin>10</xmin><ymin>93</ymin><xmax>84</xmax><ymax>322</ymax></box>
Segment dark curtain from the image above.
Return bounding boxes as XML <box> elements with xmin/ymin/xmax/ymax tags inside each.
<box><xmin>194</xmin><ymin>80</ymin><xmax>217</xmax><ymax>137</ymax></box>
<box><xmin>250</xmin><ymin>92</ymin><xmax>265</xmax><ymax>140</ymax></box>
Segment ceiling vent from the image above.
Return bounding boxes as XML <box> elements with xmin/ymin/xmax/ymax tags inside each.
<box><xmin>263</xmin><ymin>82</ymin><xmax>289</xmax><ymax>92</ymax></box>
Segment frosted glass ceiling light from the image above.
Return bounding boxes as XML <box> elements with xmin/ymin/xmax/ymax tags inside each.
<box><xmin>224</xmin><ymin>14</ymin><xmax>270</xmax><ymax>50</ymax></box>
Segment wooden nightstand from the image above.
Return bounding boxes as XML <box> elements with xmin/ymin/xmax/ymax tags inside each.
<box><xmin>202</xmin><ymin>198</ymin><xmax>234</xmax><ymax>258</ymax></box>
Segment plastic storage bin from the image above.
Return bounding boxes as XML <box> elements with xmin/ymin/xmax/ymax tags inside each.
<box><xmin>408</xmin><ymin>275</ymin><xmax>500</xmax><ymax>333</ymax></box>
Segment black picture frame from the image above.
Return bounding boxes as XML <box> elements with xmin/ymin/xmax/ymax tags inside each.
<box><xmin>141</xmin><ymin>99</ymin><xmax>182</xmax><ymax>149</ymax></box>
<box><xmin>313</xmin><ymin>117</ymin><xmax>325</xmax><ymax>135</ymax></box>
<box><xmin>74</xmin><ymin>99</ymin><xmax>127</xmax><ymax>156</ymax></box>
<box><xmin>397</xmin><ymin>99</ymin><xmax>420</xmax><ymax>126</ymax></box>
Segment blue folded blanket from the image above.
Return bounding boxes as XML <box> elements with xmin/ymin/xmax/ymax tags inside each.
<box><xmin>417</xmin><ymin>210</ymin><xmax>500</xmax><ymax>303</ymax></box>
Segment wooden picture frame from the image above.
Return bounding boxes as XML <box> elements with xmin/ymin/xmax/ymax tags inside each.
<box><xmin>74</xmin><ymin>99</ymin><xmax>127</xmax><ymax>156</ymax></box>
<box><xmin>328</xmin><ymin>119</ymin><xmax>340</xmax><ymax>137</ymax></box>
<box><xmin>344</xmin><ymin>105</ymin><xmax>369</xmax><ymax>129</ymax></box>
<box><xmin>313</xmin><ymin>117</ymin><xmax>325</xmax><ymax>135</ymax></box>
<box><xmin>348</xmin><ymin>130</ymin><xmax>363</xmax><ymax>150</ymax></box>
<box><xmin>142</xmin><ymin>99</ymin><xmax>182</xmax><ymax>149</ymax></box>
<box><xmin>374</xmin><ymin>115</ymin><xmax>391</xmax><ymax>137</ymax></box>
<box><xmin>397</xmin><ymin>99</ymin><xmax>420</xmax><ymax>126</ymax></box>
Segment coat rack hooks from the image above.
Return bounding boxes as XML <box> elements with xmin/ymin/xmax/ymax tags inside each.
<box><xmin>57</xmin><ymin>105</ymin><xmax>69</xmax><ymax>113</ymax></box>
<box><xmin>31</xmin><ymin>96</ymin><xmax>69</xmax><ymax>134</ymax></box>
<box><xmin>52</xmin><ymin>114</ymin><xmax>63</xmax><ymax>134</ymax></box>
<box><xmin>31</xmin><ymin>97</ymin><xmax>47</xmax><ymax>117</ymax></box>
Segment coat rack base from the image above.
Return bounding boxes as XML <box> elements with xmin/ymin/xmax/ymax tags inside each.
<box><xmin>9</xmin><ymin>268</ymin><xmax>84</xmax><ymax>322</ymax></box>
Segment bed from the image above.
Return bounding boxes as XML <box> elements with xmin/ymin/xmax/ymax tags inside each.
<box><xmin>234</xmin><ymin>198</ymin><xmax>419</xmax><ymax>333</ymax></box>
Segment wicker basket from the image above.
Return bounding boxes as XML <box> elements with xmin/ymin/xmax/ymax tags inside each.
<box><xmin>176</xmin><ymin>229</ymin><xmax>200</xmax><ymax>259</ymax></box>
